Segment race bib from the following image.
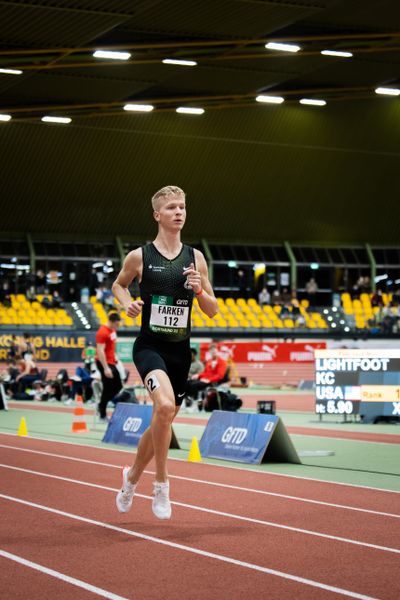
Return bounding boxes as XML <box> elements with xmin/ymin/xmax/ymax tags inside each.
<box><xmin>150</xmin><ymin>295</ymin><xmax>189</xmax><ymax>334</ymax></box>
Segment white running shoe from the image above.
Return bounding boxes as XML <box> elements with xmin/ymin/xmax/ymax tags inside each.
<box><xmin>152</xmin><ymin>481</ymin><xmax>172</xmax><ymax>519</ymax></box>
<box><xmin>116</xmin><ymin>466</ymin><xmax>136</xmax><ymax>513</ymax></box>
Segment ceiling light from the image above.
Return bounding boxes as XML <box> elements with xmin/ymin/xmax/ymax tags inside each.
<box><xmin>321</xmin><ymin>50</ymin><xmax>353</xmax><ymax>58</ymax></box>
<box><xmin>300</xmin><ymin>99</ymin><xmax>326</xmax><ymax>106</ymax></box>
<box><xmin>375</xmin><ymin>87</ymin><xmax>400</xmax><ymax>96</ymax></box>
<box><xmin>123</xmin><ymin>104</ymin><xmax>154</xmax><ymax>112</ymax></box>
<box><xmin>162</xmin><ymin>59</ymin><xmax>197</xmax><ymax>66</ymax></box>
<box><xmin>256</xmin><ymin>95</ymin><xmax>284</xmax><ymax>104</ymax></box>
<box><xmin>93</xmin><ymin>50</ymin><xmax>131</xmax><ymax>60</ymax></box>
<box><xmin>0</xmin><ymin>68</ymin><xmax>23</xmax><ymax>75</ymax></box>
<box><xmin>265</xmin><ymin>42</ymin><xmax>301</xmax><ymax>53</ymax></box>
<box><xmin>176</xmin><ymin>107</ymin><xmax>204</xmax><ymax>115</ymax></box>
<box><xmin>0</xmin><ymin>114</ymin><xmax>12</xmax><ymax>122</ymax></box>
<box><xmin>41</xmin><ymin>116</ymin><xmax>71</xmax><ymax>124</ymax></box>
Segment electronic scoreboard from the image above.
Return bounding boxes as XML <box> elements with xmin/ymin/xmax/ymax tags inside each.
<box><xmin>314</xmin><ymin>349</ymin><xmax>400</xmax><ymax>422</ymax></box>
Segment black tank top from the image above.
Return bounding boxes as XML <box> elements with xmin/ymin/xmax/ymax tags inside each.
<box><xmin>139</xmin><ymin>243</ymin><xmax>195</xmax><ymax>342</ymax></box>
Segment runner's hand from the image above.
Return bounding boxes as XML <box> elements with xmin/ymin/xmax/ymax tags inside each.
<box><xmin>183</xmin><ymin>262</ymin><xmax>202</xmax><ymax>294</ymax></box>
<box><xmin>104</xmin><ymin>367</ymin><xmax>113</xmax><ymax>378</ymax></box>
<box><xmin>126</xmin><ymin>300</ymin><xmax>144</xmax><ymax>318</ymax></box>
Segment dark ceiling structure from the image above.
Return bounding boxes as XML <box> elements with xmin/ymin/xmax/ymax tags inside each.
<box><xmin>0</xmin><ymin>0</ymin><xmax>399</xmax><ymax>244</ymax></box>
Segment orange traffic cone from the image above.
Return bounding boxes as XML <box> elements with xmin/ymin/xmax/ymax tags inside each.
<box><xmin>71</xmin><ymin>395</ymin><xmax>89</xmax><ymax>433</ymax></box>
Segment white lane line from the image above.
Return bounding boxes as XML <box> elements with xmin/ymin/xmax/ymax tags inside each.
<box><xmin>1</xmin><ymin>433</ymin><xmax>399</xmax><ymax>494</ymax></box>
<box><xmin>1</xmin><ymin>464</ymin><xmax>399</xmax><ymax>555</ymax></box>
<box><xmin>0</xmin><ymin>444</ymin><xmax>398</xmax><ymax>519</ymax></box>
<box><xmin>0</xmin><ymin>493</ymin><xmax>378</xmax><ymax>600</ymax></box>
<box><xmin>0</xmin><ymin>549</ymin><xmax>129</xmax><ymax>600</ymax></box>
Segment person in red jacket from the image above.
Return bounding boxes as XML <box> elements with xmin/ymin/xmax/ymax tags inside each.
<box><xmin>185</xmin><ymin>343</ymin><xmax>227</xmax><ymax>401</ymax></box>
<box><xmin>95</xmin><ymin>312</ymin><xmax>122</xmax><ymax>421</ymax></box>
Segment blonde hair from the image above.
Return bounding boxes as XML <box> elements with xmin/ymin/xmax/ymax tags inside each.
<box><xmin>151</xmin><ymin>186</ymin><xmax>185</xmax><ymax>210</ymax></box>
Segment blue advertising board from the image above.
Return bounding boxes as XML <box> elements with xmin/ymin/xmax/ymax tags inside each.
<box><xmin>102</xmin><ymin>403</ymin><xmax>180</xmax><ymax>448</ymax></box>
<box><xmin>199</xmin><ymin>411</ymin><xmax>300</xmax><ymax>464</ymax></box>
<box><xmin>102</xmin><ymin>404</ymin><xmax>152</xmax><ymax>446</ymax></box>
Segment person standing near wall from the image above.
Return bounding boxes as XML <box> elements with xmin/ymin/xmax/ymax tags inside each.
<box><xmin>95</xmin><ymin>312</ymin><xmax>123</xmax><ymax>422</ymax></box>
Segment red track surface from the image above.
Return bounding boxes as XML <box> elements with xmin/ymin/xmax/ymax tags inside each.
<box><xmin>0</xmin><ymin>434</ymin><xmax>399</xmax><ymax>599</ymax></box>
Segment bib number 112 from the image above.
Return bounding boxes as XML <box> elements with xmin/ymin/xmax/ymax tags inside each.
<box><xmin>163</xmin><ymin>316</ymin><xmax>178</xmax><ymax>326</ymax></box>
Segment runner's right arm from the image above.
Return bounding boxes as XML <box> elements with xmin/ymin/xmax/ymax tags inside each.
<box><xmin>112</xmin><ymin>249</ymin><xmax>144</xmax><ymax>318</ymax></box>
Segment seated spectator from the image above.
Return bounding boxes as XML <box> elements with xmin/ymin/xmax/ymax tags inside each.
<box><xmin>258</xmin><ymin>287</ymin><xmax>270</xmax><ymax>306</ymax></box>
<box><xmin>305</xmin><ymin>277</ymin><xmax>318</xmax><ymax>306</ymax></box>
<box><xmin>291</xmin><ymin>299</ymin><xmax>306</xmax><ymax>327</ymax></box>
<box><xmin>26</xmin><ymin>285</ymin><xmax>37</xmax><ymax>302</ymax></box>
<box><xmin>0</xmin><ymin>282</ymin><xmax>11</xmax><ymax>307</ymax></box>
<box><xmin>280</xmin><ymin>303</ymin><xmax>291</xmax><ymax>319</ymax></box>
<box><xmin>70</xmin><ymin>363</ymin><xmax>94</xmax><ymax>403</ymax></box>
<box><xmin>100</xmin><ymin>287</ymin><xmax>114</xmax><ymax>309</ymax></box>
<box><xmin>35</xmin><ymin>269</ymin><xmax>46</xmax><ymax>293</ymax></box>
<box><xmin>382</xmin><ymin>312</ymin><xmax>395</xmax><ymax>335</ymax></box>
<box><xmin>280</xmin><ymin>287</ymin><xmax>292</xmax><ymax>305</ymax></box>
<box><xmin>31</xmin><ymin>381</ymin><xmax>48</xmax><ymax>402</ymax></box>
<box><xmin>81</xmin><ymin>341</ymin><xmax>96</xmax><ymax>366</ymax></box>
<box><xmin>371</xmin><ymin>289</ymin><xmax>384</xmax><ymax>307</ymax></box>
<box><xmin>362</xmin><ymin>276</ymin><xmax>371</xmax><ymax>293</ymax></box>
<box><xmin>51</xmin><ymin>290</ymin><xmax>63</xmax><ymax>308</ymax></box>
<box><xmin>182</xmin><ymin>348</ymin><xmax>204</xmax><ymax>411</ymax></box>
<box><xmin>18</xmin><ymin>333</ymin><xmax>35</xmax><ymax>360</ymax></box>
<box><xmin>11</xmin><ymin>357</ymin><xmax>39</xmax><ymax>395</ymax></box>
<box><xmin>0</xmin><ymin>359</ymin><xmax>20</xmax><ymax>395</ymax></box>
<box><xmin>189</xmin><ymin>347</ymin><xmax>204</xmax><ymax>378</ymax></box>
<box><xmin>291</xmin><ymin>299</ymin><xmax>301</xmax><ymax>318</ymax></box>
<box><xmin>96</xmin><ymin>285</ymin><xmax>105</xmax><ymax>302</ymax></box>
<box><xmin>41</xmin><ymin>291</ymin><xmax>52</xmax><ymax>309</ymax></box>
<box><xmin>352</xmin><ymin>276</ymin><xmax>367</xmax><ymax>298</ymax></box>
<box><xmin>185</xmin><ymin>343</ymin><xmax>228</xmax><ymax>403</ymax></box>
<box><xmin>392</xmin><ymin>288</ymin><xmax>400</xmax><ymax>305</ymax></box>
<box><xmin>8</xmin><ymin>336</ymin><xmax>19</xmax><ymax>360</ymax></box>
<box><xmin>271</xmin><ymin>289</ymin><xmax>281</xmax><ymax>305</ymax></box>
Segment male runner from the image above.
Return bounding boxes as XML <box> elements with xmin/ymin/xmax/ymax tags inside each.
<box><xmin>112</xmin><ymin>186</ymin><xmax>218</xmax><ymax>519</ymax></box>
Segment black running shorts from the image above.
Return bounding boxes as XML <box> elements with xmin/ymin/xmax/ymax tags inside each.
<box><xmin>133</xmin><ymin>335</ymin><xmax>191</xmax><ymax>405</ymax></box>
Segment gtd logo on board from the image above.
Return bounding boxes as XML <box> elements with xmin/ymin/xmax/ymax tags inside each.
<box><xmin>123</xmin><ymin>418</ymin><xmax>142</xmax><ymax>432</ymax></box>
<box><xmin>221</xmin><ymin>427</ymin><xmax>248</xmax><ymax>444</ymax></box>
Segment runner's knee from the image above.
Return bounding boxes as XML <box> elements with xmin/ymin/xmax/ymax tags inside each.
<box><xmin>154</xmin><ymin>401</ymin><xmax>175</xmax><ymax>423</ymax></box>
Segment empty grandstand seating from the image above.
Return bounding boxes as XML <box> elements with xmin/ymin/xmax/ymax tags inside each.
<box><xmin>90</xmin><ymin>296</ymin><xmax>142</xmax><ymax>328</ymax></box>
<box><xmin>0</xmin><ymin>294</ymin><xmax>73</xmax><ymax>327</ymax></box>
<box><xmin>92</xmin><ymin>295</ymin><xmax>329</xmax><ymax>330</ymax></box>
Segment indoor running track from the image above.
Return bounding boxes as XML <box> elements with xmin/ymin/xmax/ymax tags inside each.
<box><xmin>0</xmin><ymin>433</ymin><xmax>399</xmax><ymax>600</ymax></box>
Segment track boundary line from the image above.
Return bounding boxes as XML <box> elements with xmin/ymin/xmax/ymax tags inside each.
<box><xmin>1</xmin><ymin>433</ymin><xmax>399</xmax><ymax>494</ymax></box>
<box><xmin>1</xmin><ymin>464</ymin><xmax>399</xmax><ymax>554</ymax></box>
<box><xmin>0</xmin><ymin>493</ymin><xmax>379</xmax><ymax>600</ymax></box>
<box><xmin>0</xmin><ymin>549</ymin><xmax>129</xmax><ymax>600</ymax></box>
<box><xmin>1</xmin><ymin>444</ymin><xmax>398</xmax><ymax>518</ymax></box>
